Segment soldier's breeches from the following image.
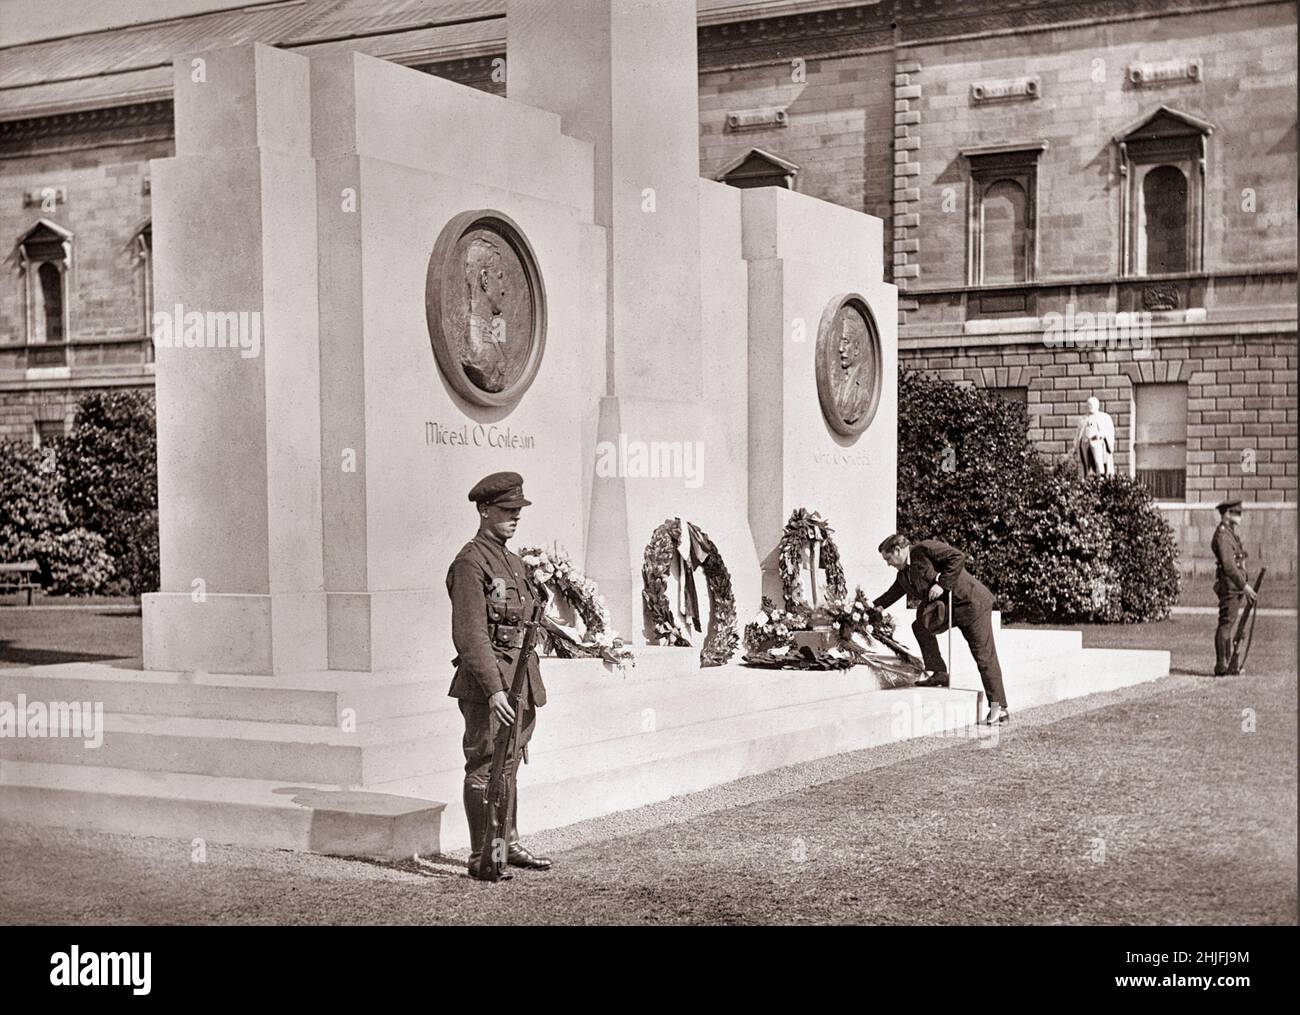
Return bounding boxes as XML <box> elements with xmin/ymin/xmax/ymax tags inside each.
<box><xmin>1215</xmin><ymin>593</ymin><xmax>1243</xmax><ymax>671</ymax></box>
<box><xmin>459</xmin><ymin>697</ymin><xmax>537</xmax><ymax>791</ymax></box>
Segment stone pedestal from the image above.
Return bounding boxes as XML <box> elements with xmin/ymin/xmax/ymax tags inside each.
<box><xmin>743</xmin><ymin>187</ymin><xmax>899</xmax><ymax>604</ymax></box>
<box><xmin>143</xmin><ymin>45</ymin><xmax>326</xmax><ymax>675</ymax></box>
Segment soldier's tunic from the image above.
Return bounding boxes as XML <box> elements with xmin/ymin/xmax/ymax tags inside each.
<box><xmin>873</xmin><ymin>538</ymin><xmax>1008</xmax><ymax>707</ymax></box>
<box><xmin>446</xmin><ymin>533</ymin><xmax>546</xmax><ymax>797</ymax></box>
<box><xmin>1211</xmin><ymin>520</ymin><xmax>1249</xmax><ymax>674</ymax></box>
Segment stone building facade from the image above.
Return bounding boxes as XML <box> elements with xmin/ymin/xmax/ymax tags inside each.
<box><xmin>1</xmin><ymin>0</ymin><xmax>1294</xmax><ymax>576</ymax></box>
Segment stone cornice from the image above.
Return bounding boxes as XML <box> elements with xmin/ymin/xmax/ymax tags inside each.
<box><xmin>0</xmin><ymin>98</ymin><xmax>173</xmax><ymax>158</ymax></box>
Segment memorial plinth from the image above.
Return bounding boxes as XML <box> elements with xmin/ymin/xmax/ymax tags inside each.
<box><xmin>0</xmin><ymin>0</ymin><xmax>1171</xmax><ymax>858</ymax></box>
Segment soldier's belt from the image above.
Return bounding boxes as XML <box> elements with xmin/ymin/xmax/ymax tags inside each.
<box><xmin>492</xmin><ymin>624</ymin><xmax>526</xmax><ymax>649</ymax></box>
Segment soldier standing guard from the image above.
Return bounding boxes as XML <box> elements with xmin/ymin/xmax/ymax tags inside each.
<box><xmin>1211</xmin><ymin>499</ymin><xmax>1257</xmax><ymax>676</ymax></box>
<box><xmin>447</xmin><ymin>471</ymin><xmax>553</xmax><ymax>878</ymax></box>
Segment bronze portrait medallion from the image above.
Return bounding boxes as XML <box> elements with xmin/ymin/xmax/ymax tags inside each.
<box><xmin>815</xmin><ymin>294</ymin><xmax>882</xmax><ymax>438</ymax></box>
<box><xmin>426</xmin><ymin>210</ymin><xmax>546</xmax><ymax>408</ymax></box>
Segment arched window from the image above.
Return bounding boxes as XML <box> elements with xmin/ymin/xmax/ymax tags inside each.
<box><xmin>12</xmin><ymin>219</ymin><xmax>72</xmax><ymax>348</ymax></box>
<box><xmin>1116</xmin><ymin>106</ymin><xmax>1211</xmax><ymax>277</ymax></box>
<box><xmin>962</xmin><ymin>141</ymin><xmax>1045</xmax><ymax>285</ymax></box>
<box><xmin>130</xmin><ymin>221</ymin><xmax>153</xmax><ymax>353</ymax></box>
<box><xmin>981</xmin><ymin>179</ymin><xmax>1028</xmax><ymax>284</ymax></box>
<box><xmin>1140</xmin><ymin>165</ymin><xmax>1188</xmax><ymax>274</ymax></box>
<box><xmin>37</xmin><ymin>262</ymin><xmax>64</xmax><ymax>342</ymax></box>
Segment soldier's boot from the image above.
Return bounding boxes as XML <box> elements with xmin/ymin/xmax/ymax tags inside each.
<box><xmin>506</xmin><ymin>790</ymin><xmax>553</xmax><ymax>871</ymax></box>
<box><xmin>464</xmin><ymin>784</ymin><xmax>511</xmax><ymax>882</ymax></box>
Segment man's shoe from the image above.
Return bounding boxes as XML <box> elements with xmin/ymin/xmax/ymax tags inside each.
<box><xmin>915</xmin><ymin>671</ymin><xmax>949</xmax><ymax>688</ymax></box>
<box><xmin>984</xmin><ymin>704</ymin><xmax>1009</xmax><ymax>726</ymax></box>
<box><xmin>466</xmin><ymin>856</ymin><xmax>513</xmax><ymax>881</ymax></box>
<box><xmin>507</xmin><ymin>843</ymin><xmax>552</xmax><ymax>870</ymax></box>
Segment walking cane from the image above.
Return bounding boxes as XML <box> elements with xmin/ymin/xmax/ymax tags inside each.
<box><xmin>945</xmin><ymin>589</ymin><xmax>953</xmax><ymax>680</ymax></box>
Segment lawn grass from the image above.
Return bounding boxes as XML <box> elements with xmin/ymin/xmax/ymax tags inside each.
<box><xmin>1</xmin><ymin>658</ymin><xmax>1292</xmax><ymax>925</ymax></box>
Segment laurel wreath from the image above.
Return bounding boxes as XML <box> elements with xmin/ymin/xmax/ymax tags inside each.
<box><xmin>641</xmin><ymin>518</ymin><xmax>739</xmax><ymax>668</ymax></box>
<box><xmin>777</xmin><ymin>508</ymin><xmax>847</xmax><ymax>611</ymax></box>
<box><xmin>519</xmin><ymin>546</ymin><xmax>633</xmax><ymax>668</ymax></box>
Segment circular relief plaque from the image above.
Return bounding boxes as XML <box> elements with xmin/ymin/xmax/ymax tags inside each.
<box><xmin>426</xmin><ymin>210</ymin><xmax>547</xmax><ymax>408</ymax></box>
<box><xmin>815</xmin><ymin>294</ymin><xmax>883</xmax><ymax>438</ymax></box>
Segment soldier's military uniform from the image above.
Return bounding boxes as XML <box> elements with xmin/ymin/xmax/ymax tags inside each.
<box><xmin>1211</xmin><ymin>499</ymin><xmax>1250</xmax><ymax>676</ymax></box>
<box><xmin>446</xmin><ymin>472</ymin><xmax>551</xmax><ymax>876</ymax></box>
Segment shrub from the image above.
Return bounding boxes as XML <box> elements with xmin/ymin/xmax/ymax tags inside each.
<box><xmin>897</xmin><ymin>370</ymin><xmax>1179</xmax><ymax>623</ymax></box>
<box><xmin>0</xmin><ymin>440</ymin><xmax>116</xmax><ymax>595</ymax></box>
<box><xmin>1095</xmin><ymin>474</ymin><xmax>1181</xmax><ymax>621</ymax></box>
<box><xmin>59</xmin><ymin>390</ymin><xmax>159</xmax><ymax>596</ymax></box>
<box><xmin>31</xmin><ymin>527</ymin><xmax>116</xmax><ymax>595</ymax></box>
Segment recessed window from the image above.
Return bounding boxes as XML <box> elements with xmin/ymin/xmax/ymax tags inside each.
<box><xmin>1116</xmin><ymin>106</ymin><xmax>1212</xmax><ymax>277</ymax></box>
<box><xmin>987</xmin><ymin>385</ymin><xmax>1028</xmax><ymax>406</ymax></box>
<box><xmin>1140</xmin><ymin>166</ymin><xmax>1188</xmax><ymax>274</ymax></box>
<box><xmin>13</xmin><ymin>218</ymin><xmax>73</xmax><ymax>346</ymax></box>
<box><xmin>34</xmin><ymin>419</ymin><xmax>66</xmax><ymax>448</ymax></box>
<box><xmin>1133</xmin><ymin>382</ymin><xmax>1187</xmax><ymax>500</ymax></box>
<box><xmin>131</xmin><ymin>221</ymin><xmax>153</xmax><ymax>347</ymax></box>
<box><xmin>962</xmin><ymin>142</ymin><xmax>1047</xmax><ymax>285</ymax></box>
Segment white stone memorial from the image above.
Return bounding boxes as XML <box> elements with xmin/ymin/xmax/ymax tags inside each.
<box><xmin>0</xmin><ymin>0</ymin><xmax>1169</xmax><ymax>857</ymax></box>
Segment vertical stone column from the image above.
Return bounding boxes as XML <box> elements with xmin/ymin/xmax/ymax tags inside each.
<box><xmin>507</xmin><ymin>0</ymin><xmax>711</xmax><ymax>639</ymax></box>
<box><xmin>142</xmin><ymin>44</ymin><xmax>327</xmax><ymax>675</ymax></box>
<box><xmin>893</xmin><ymin>58</ymin><xmax>922</xmax><ymax>322</ymax></box>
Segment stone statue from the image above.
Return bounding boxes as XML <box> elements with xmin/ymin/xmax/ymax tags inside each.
<box><xmin>1075</xmin><ymin>396</ymin><xmax>1116</xmax><ymax>476</ymax></box>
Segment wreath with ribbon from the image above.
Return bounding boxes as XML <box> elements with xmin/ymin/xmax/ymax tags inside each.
<box><xmin>742</xmin><ymin>586</ymin><xmax>916</xmax><ymax>683</ymax></box>
<box><xmin>642</xmin><ymin>518</ymin><xmax>739</xmax><ymax>668</ymax></box>
<box><xmin>778</xmin><ymin>508</ymin><xmax>847</xmax><ymax>611</ymax></box>
<box><xmin>520</xmin><ymin>546</ymin><xmax>634</xmax><ymax>669</ymax></box>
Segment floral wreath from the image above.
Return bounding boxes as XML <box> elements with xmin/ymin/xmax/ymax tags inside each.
<box><xmin>641</xmin><ymin>518</ymin><xmax>739</xmax><ymax>668</ymax></box>
<box><xmin>778</xmin><ymin>508</ymin><xmax>847</xmax><ymax>611</ymax></box>
<box><xmin>743</xmin><ymin>586</ymin><xmax>915</xmax><ymax>681</ymax></box>
<box><xmin>519</xmin><ymin>546</ymin><xmax>633</xmax><ymax>669</ymax></box>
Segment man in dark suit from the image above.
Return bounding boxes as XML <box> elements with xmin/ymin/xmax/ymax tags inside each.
<box><xmin>1211</xmin><ymin>498</ymin><xmax>1257</xmax><ymax>676</ymax></box>
<box><xmin>872</xmin><ymin>533</ymin><xmax>1009</xmax><ymax>725</ymax></box>
<box><xmin>447</xmin><ymin>471</ymin><xmax>552</xmax><ymax>878</ymax></box>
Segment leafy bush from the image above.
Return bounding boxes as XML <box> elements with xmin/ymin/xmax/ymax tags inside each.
<box><xmin>897</xmin><ymin>370</ymin><xmax>1179</xmax><ymax>623</ymax></box>
<box><xmin>1096</xmin><ymin>474</ymin><xmax>1181</xmax><ymax>621</ymax></box>
<box><xmin>31</xmin><ymin>527</ymin><xmax>115</xmax><ymax>595</ymax></box>
<box><xmin>59</xmin><ymin>390</ymin><xmax>159</xmax><ymax>595</ymax></box>
<box><xmin>0</xmin><ymin>440</ymin><xmax>115</xmax><ymax>595</ymax></box>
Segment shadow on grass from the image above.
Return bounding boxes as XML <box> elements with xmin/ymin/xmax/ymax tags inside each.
<box><xmin>0</xmin><ymin>641</ymin><xmax>133</xmax><ymax>666</ymax></box>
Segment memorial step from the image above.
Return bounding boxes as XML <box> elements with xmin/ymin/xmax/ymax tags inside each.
<box><xmin>0</xmin><ymin>761</ymin><xmax>440</xmax><ymax>857</ymax></box>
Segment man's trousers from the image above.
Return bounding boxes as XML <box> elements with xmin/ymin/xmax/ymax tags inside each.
<box><xmin>911</xmin><ymin>587</ymin><xmax>1008</xmax><ymax>708</ymax></box>
<box><xmin>1214</xmin><ymin>585</ymin><xmax>1244</xmax><ymax>674</ymax></box>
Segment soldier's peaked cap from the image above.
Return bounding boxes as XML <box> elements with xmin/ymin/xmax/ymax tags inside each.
<box><xmin>1216</xmin><ymin>498</ymin><xmax>1243</xmax><ymax>513</ymax></box>
<box><xmin>468</xmin><ymin>471</ymin><xmax>532</xmax><ymax>508</ymax></box>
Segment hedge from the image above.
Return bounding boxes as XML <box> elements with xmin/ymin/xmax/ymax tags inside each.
<box><xmin>897</xmin><ymin>370</ymin><xmax>1179</xmax><ymax>623</ymax></box>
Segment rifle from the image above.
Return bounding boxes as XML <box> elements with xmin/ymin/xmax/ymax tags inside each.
<box><xmin>1228</xmin><ymin>567</ymin><xmax>1265</xmax><ymax>675</ymax></box>
<box><xmin>475</xmin><ymin>599</ymin><xmax>544</xmax><ymax>882</ymax></box>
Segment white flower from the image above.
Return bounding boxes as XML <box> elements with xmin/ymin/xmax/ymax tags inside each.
<box><xmin>753</xmin><ymin>611</ymin><xmax>769</xmax><ymax>626</ymax></box>
<box><xmin>522</xmin><ymin>553</ymin><xmax>542</xmax><ymax>567</ymax></box>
